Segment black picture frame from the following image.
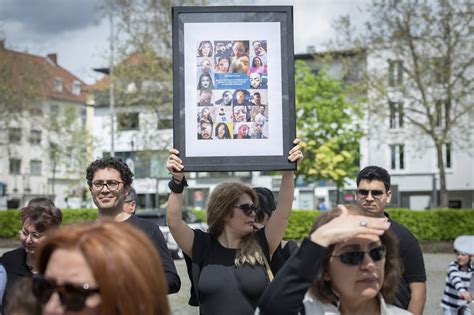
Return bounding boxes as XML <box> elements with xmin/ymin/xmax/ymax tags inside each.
<box><xmin>172</xmin><ymin>6</ymin><xmax>296</xmax><ymax>171</ymax></box>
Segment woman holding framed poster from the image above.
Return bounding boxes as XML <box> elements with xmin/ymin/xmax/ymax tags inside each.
<box><xmin>166</xmin><ymin>139</ymin><xmax>302</xmax><ymax>314</ymax></box>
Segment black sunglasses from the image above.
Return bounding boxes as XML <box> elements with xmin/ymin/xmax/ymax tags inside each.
<box><xmin>32</xmin><ymin>276</ymin><xmax>100</xmax><ymax>311</ymax></box>
<box><xmin>235</xmin><ymin>203</ymin><xmax>258</xmax><ymax>216</ymax></box>
<box><xmin>356</xmin><ymin>189</ymin><xmax>385</xmax><ymax>198</ymax></box>
<box><xmin>332</xmin><ymin>245</ymin><xmax>386</xmax><ymax>266</ymax></box>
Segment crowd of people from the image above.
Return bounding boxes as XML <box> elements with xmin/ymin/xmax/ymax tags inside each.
<box><xmin>0</xmin><ymin>147</ymin><xmax>471</xmax><ymax>314</ymax></box>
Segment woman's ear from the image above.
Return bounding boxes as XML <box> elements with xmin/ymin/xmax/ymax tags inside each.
<box><xmin>323</xmin><ymin>270</ymin><xmax>331</xmax><ymax>281</ymax></box>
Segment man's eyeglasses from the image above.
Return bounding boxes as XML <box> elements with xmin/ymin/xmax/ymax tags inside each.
<box><xmin>19</xmin><ymin>229</ymin><xmax>43</xmax><ymax>241</ymax></box>
<box><xmin>332</xmin><ymin>245</ymin><xmax>386</xmax><ymax>266</ymax></box>
<box><xmin>91</xmin><ymin>180</ymin><xmax>123</xmax><ymax>192</ymax></box>
<box><xmin>356</xmin><ymin>189</ymin><xmax>385</xmax><ymax>199</ymax></box>
<box><xmin>235</xmin><ymin>203</ymin><xmax>258</xmax><ymax>216</ymax></box>
<box><xmin>32</xmin><ymin>276</ymin><xmax>100</xmax><ymax>311</ymax></box>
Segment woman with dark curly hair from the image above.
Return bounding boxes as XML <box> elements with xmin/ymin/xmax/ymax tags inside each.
<box><xmin>215</xmin><ymin>122</ymin><xmax>231</xmax><ymax>139</ymax></box>
<box><xmin>0</xmin><ymin>200</ymin><xmax>62</xmax><ymax>308</ymax></box>
<box><xmin>257</xmin><ymin>204</ymin><xmax>409</xmax><ymax>315</ymax></box>
<box><xmin>249</xmin><ymin>56</ymin><xmax>267</xmax><ymax>75</ymax></box>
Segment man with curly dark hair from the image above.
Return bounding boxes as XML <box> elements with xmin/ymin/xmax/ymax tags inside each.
<box><xmin>85</xmin><ymin>157</ymin><xmax>180</xmax><ymax>294</ymax></box>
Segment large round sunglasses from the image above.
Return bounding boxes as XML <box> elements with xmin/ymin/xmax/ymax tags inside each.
<box><xmin>235</xmin><ymin>203</ymin><xmax>258</xmax><ymax>216</ymax></box>
<box><xmin>32</xmin><ymin>275</ymin><xmax>100</xmax><ymax>311</ymax></box>
<box><xmin>331</xmin><ymin>245</ymin><xmax>387</xmax><ymax>266</ymax></box>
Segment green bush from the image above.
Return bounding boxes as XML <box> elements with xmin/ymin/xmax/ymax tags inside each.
<box><xmin>1</xmin><ymin>208</ymin><xmax>473</xmax><ymax>241</ymax></box>
<box><xmin>0</xmin><ymin>209</ymin><xmax>97</xmax><ymax>238</ymax></box>
<box><xmin>191</xmin><ymin>209</ymin><xmax>207</xmax><ymax>223</ymax></box>
<box><xmin>194</xmin><ymin>208</ymin><xmax>474</xmax><ymax>241</ymax></box>
<box><xmin>0</xmin><ymin>211</ymin><xmax>23</xmax><ymax>238</ymax></box>
<box><xmin>386</xmin><ymin>208</ymin><xmax>474</xmax><ymax>241</ymax></box>
<box><xmin>61</xmin><ymin>209</ymin><xmax>98</xmax><ymax>224</ymax></box>
<box><xmin>285</xmin><ymin>210</ymin><xmax>321</xmax><ymax>240</ymax></box>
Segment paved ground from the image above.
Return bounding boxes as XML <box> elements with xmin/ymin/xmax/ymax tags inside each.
<box><xmin>0</xmin><ymin>247</ymin><xmax>458</xmax><ymax>314</ymax></box>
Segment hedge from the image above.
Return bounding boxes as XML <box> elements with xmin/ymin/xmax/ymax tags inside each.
<box><xmin>1</xmin><ymin>208</ymin><xmax>473</xmax><ymax>241</ymax></box>
<box><xmin>0</xmin><ymin>209</ymin><xmax>98</xmax><ymax>238</ymax></box>
<box><xmin>191</xmin><ymin>208</ymin><xmax>474</xmax><ymax>241</ymax></box>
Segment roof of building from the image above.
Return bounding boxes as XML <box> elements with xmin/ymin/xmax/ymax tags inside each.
<box><xmin>0</xmin><ymin>40</ymin><xmax>89</xmax><ymax>103</ymax></box>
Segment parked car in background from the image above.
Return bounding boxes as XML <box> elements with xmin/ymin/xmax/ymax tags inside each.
<box><xmin>136</xmin><ymin>209</ymin><xmax>207</xmax><ymax>259</ymax></box>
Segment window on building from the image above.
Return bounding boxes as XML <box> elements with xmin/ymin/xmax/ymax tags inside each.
<box><xmin>389</xmin><ymin>102</ymin><xmax>404</xmax><ymax>129</ymax></box>
<box><xmin>30</xmin><ymin>160</ymin><xmax>42</xmax><ymax>176</ymax></box>
<box><xmin>8</xmin><ymin>128</ymin><xmax>22</xmax><ymax>143</ymax></box>
<box><xmin>81</xmin><ymin>108</ymin><xmax>87</xmax><ymax>127</ymax></box>
<box><xmin>50</xmin><ymin>104</ymin><xmax>59</xmax><ymax>116</ymax></box>
<box><xmin>31</xmin><ymin>106</ymin><xmax>43</xmax><ymax>116</ymax></box>
<box><xmin>444</xmin><ymin>143</ymin><xmax>452</xmax><ymax>169</ymax></box>
<box><xmin>390</xmin><ymin>144</ymin><xmax>405</xmax><ymax>170</ymax></box>
<box><xmin>72</xmin><ymin>80</ymin><xmax>81</xmax><ymax>95</ymax></box>
<box><xmin>117</xmin><ymin>113</ymin><xmax>139</xmax><ymax>131</ymax></box>
<box><xmin>29</xmin><ymin>130</ymin><xmax>42</xmax><ymax>145</ymax></box>
<box><xmin>9</xmin><ymin>158</ymin><xmax>21</xmax><ymax>174</ymax></box>
<box><xmin>388</xmin><ymin>59</ymin><xmax>403</xmax><ymax>86</ymax></box>
<box><xmin>432</xmin><ymin>57</ymin><xmax>449</xmax><ymax>84</ymax></box>
<box><xmin>343</xmin><ymin>62</ymin><xmax>360</xmax><ymax>83</ymax></box>
<box><xmin>54</xmin><ymin>78</ymin><xmax>63</xmax><ymax>92</ymax></box>
<box><xmin>158</xmin><ymin>117</ymin><xmax>173</xmax><ymax>130</ymax></box>
<box><xmin>435</xmin><ymin>100</ymin><xmax>451</xmax><ymax>127</ymax></box>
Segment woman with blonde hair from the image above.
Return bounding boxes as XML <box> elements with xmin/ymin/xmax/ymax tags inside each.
<box><xmin>166</xmin><ymin>139</ymin><xmax>303</xmax><ymax>314</ymax></box>
<box><xmin>33</xmin><ymin>221</ymin><xmax>170</xmax><ymax>315</ymax></box>
<box><xmin>257</xmin><ymin>205</ymin><xmax>409</xmax><ymax>315</ymax></box>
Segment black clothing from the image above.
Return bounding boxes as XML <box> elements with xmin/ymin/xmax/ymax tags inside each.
<box><xmin>271</xmin><ymin>240</ymin><xmax>299</xmax><ymax>274</ymax></box>
<box><xmin>187</xmin><ymin>228</ymin><xmax>271</xmax><ymax>315</ymax></box>
<box><xmin>1</xmin><ymin>247</ymin><xmax>33</xmax><ymax>309</ymax></box>
<box><xmin>125</xmin><ymin>215</ymin><xmax>181</xmax><ymax>294</ymax></box>
<box><xmin>258</xmin><ymin>238</ymin><xmax>329</xmax><ymax>315</ymax></box>
<box><xmin>385</xmin><ymin>212</ymin><xmax>427</xmax><ymax>309</ymax></box>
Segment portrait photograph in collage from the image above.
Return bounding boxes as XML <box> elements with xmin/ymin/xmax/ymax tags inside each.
<box><xmin>196</xmin><ymin>39</ymin><xmax>269</xmax><ymax>141</ymax></box>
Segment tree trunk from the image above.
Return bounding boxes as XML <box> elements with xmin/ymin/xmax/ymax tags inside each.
<box><xmin>435</xmin><ymin>142</ymin><xmax>448</xmax><ymax>207</ymax></box>
<box><xmin>336</xmin><ymin>184</ymin><xmax>340</xmax><ymax>205</ymax></box>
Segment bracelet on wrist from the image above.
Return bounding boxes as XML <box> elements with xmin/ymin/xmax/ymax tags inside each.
<box><xmin>168</xmin><ymin>176</ymin><xmax>188</xmax><ymax>194</ymax></box>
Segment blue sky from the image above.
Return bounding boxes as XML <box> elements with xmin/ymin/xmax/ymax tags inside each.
<box><xmin>1</xmin><ymin>0</ymin><xmax>370</xmax><ymax>84</ymax></box>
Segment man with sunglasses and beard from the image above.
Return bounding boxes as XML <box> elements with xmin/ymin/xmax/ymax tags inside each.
<box><xmin>85</xmin><ymin>157</ymin><xmax>180</xmax><ymax>294</ymax></box>
<box><xmin>356</xmin><ymin>166</ymin><xmax>426</xmax><ymax>315</ymax></box>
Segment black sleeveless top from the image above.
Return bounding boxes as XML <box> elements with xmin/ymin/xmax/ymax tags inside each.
<box><xmin>191</xmin><ymin>229</ymin><xmax>271</xmax><ymax>315</ymax></box>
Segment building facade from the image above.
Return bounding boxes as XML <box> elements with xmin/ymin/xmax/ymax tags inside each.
<box><xmin>0</xmin><ymin>41</ymin><xmax>90</xmax><ymax>209</ymax></box>
<box><xmin>297</xmin><ymin>48</ymin><xmax>473</xmax><ymax>209</ymax></box>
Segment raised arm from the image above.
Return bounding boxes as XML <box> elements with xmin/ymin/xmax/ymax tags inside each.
<box><xmin>258</xmin><ymin>206</ymin><xmax>391</xmax><ymax>314</ymax></box>
<box><xmin>265</xmin><ymin>139</ymin><xmax>303</xmax><ymax>256</ymax></box>
<box><xmin>166</xmin><ymin>149</ymin><xmax>195</xmax><ymax>258</ymax></box>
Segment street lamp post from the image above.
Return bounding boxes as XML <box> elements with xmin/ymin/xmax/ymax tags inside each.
<box><xmin>109</xmin><ymin>13</ymin><xmax>115</xmax><ymax>157</ymax></box>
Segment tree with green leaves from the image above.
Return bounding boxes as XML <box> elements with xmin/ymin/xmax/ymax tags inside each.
<box><xmin>332</xmin><ymin>0</ymin><xmax>473</xmax><ymax>207</ymax></box>
<box><xmin>47</xmin><ymin>105</ymin><xmax>93</xmax><ymax>196</ymax></box>
<box><xmin>295</xmin><ymin>60</ymin><xmax>364</xmax><ymax>203</ymax></box>
<box><xmin>95</xmin><ymin>0</ymin><xmax>206</xmax><ymax>151</ymax></box>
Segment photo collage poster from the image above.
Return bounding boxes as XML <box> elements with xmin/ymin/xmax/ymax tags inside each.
<box><xmin>196</xmin><ymin>40</ymin><xmax>269</xmax><ymax>141</ymax></box>
<box><xmin>184</xmin><ymin>22</ymin><xmax>283</xmax><ymax>157</ymax></box>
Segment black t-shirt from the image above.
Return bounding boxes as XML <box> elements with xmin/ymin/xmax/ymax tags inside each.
<box><xmin>386</xmin><ymin>213</ymin><xmax>427</xmax><ymax>309</ymax></box>
<box><xmin>125</xmin><ymin>215</ymin><xmax>181</xmax><ymax>294</ymax></box>
<box><xmin>192</xmin><ymin>228</ymin><xmax>270</xmax><ymax>315</ymax></box>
